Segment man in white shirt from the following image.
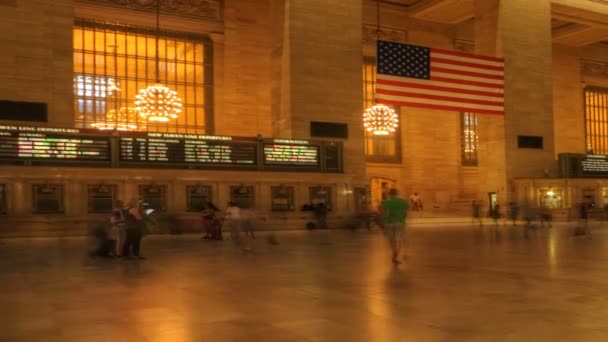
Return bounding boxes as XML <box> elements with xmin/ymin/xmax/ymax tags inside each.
<box><xmin>224</xmin><ymin>202</ymin><xmax>241</xmax><ymax>242</ymax></box>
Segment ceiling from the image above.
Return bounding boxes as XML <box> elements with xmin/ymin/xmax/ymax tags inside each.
<box><xmin>377</xmin><ymin>0</ymin><xmax>608</xmax><ymax>47</ymax></box>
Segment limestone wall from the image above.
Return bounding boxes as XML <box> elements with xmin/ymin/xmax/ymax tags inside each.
<box><xmin>0</xmin><ymin>0</ymin><xmax>74</xmax><ymax>127</ymax></box>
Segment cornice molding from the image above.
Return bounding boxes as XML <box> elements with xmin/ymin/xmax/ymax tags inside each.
<box><xmin>76</xmin><ymin>0</ymin><xmax>222</xmax><ymax>22</ymax></box>
<box><xmin>363</xmin><ymin>24</ymin><xmax>407</xmax><ymax>44</ymax></box>
<box><xmin>582</xmin><ymin>59</ymin><xmax>608</xmax><ymax>78</ymax></box>
<box><xmin>454</xmin><ymin>39</ymin><xmax>474</xmax><ymax>53</ymax></box>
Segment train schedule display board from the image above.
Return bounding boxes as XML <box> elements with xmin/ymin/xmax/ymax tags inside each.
<box><xmin>263</xmin><ymin>139</ymin><xmax>321</xmax><ymax>170</ymax></box>
<box><xmin>0</xmin><ymin>125</ymin><xmax>110</xmax><ymax>165</ymax></box>
<box><xmin>119</xmin><ymin>132</ymin><xmax>257</xmax><ymax>168</ymax></box>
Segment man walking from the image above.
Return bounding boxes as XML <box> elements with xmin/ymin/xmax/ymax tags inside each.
<box><xmin>381</xmin><ymin>189</ymin><xmax>410</xmax><ymax>264</ymax></box>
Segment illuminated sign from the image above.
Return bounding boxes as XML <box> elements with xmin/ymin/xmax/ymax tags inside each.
<box><xmin>263</xmin><ymin>142</ymin><xmax>319</xmax><ymax>167</ymax></box>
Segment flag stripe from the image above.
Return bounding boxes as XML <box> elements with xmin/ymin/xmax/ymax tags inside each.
<box><xmin>431</xmin><ymin>52</ymin><xmax>504</xmax><ymax>68</ymax></box>
<box><xmin>431</xmin><ymin>47</ymin><xmax>505</xmax><ymax>63</ymax></box>
<box><xmin>377</xmin><ymin>76</ymin><xmax>504</xmax><ymax>94</ymax></box>
<box><xmin>376</xmin><ymin>93</ymin><xmax>504</xmax><ymax>111</ymax></box>
<box><xmin>433</xmin><ymin>67</ymin><xmax>505</xmax><ymax>81</ymax></box>
<box><xmin>376</xmin><ymin>98</ymin><xmax>504</xmax><ymax>116</ymax></box>
<box><xmin>431</xmin><ymin>57</ymin><xmax>504</xmax><ymax>72</ymax></box>
<box><xmin>431</xmin><ymin>75</ymin><xmax>504</xmax><ymax>88</ymax></box>
<box><xmin>376</xmin><ymin>89</ymin><xmax>504</xmax><ymax>107</ymax></box>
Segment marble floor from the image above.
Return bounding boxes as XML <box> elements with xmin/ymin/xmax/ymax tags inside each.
<box><xmin>1</xmin><ymin>224</ymin><xmax>608</xmax><ymax>341</ymax></box>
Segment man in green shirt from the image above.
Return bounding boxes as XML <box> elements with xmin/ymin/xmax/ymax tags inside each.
<box><xmin>380</xmin><ymin>188</ymin><xmax>409</xmax><ymax>264</ymax></box>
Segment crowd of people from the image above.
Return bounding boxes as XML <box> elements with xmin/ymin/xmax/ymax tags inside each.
<box><xmin>89</xmin><ymin>189</ymin><xmax>602</xmax><ymax>265</ymax></box>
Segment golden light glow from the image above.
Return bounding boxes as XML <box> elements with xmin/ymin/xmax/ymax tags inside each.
<box><xmin>363</xmin><ymin>104</ymin><xmax>399</xmax><ymax>136</ymax></box>
<box><xmin>135</xmin><ymin>83</ymin><xmax>183</xmax><ymax>122</ymax></box>
<box><xmin>92</xmin><ymin>107</ymin><xmax>141</xmax><ymax>131</ymax></box>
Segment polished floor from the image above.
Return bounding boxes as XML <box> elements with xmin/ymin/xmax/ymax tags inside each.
<box><xmin>1</xmin><ymin>223</ymin><xmax>608</xmax><ymax>341</ymax></box>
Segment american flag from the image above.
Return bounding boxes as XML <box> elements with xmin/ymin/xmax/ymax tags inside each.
<box><xmin>375</xmin><ymin>40</ymin><xmax>504</xmax><ymax>115</ymax></box>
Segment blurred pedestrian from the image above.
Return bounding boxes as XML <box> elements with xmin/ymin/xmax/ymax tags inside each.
<box><xmin>122</xmin><ymin>198</ymin><xmax>145</xmax><ymax>259</ymax></box>
<box><xmin>472</xmin><ymin>200</ymin><xmax>483</xmax><ymax>226</ymax></box>
<box><xmin>381</xmin><ymin>189</ymin><xmax>410</xmax><ymax>265</ymax></box>
<box><xmin>540</xmin><ymin>206</ymin><xmax>552</xmax><ymax>228</ymax></box>
<box><xmin>314</xmin><ymin>203</ymin><xmax>328</xmax><ymax>229</ymax></box>
<box><xmin>241</xmin><ymin>207</ymin><xmax>256</xmax><ymax>251</ymax></box>
<box><xmin>507</xmin><ymin>202</ymin><xmax>519</xmax><ymax>226</ymax></box>
<box><xmin>409</xmin><ymin>192</ymin><xmax>423</xmax><ymax>217</ymax></box>
<box><xmin>491</xmin><ymin>204</ymin><xmax>501</xmax><ymax>227</ymax></box>
<box><xmin>110</xmin><ymin>199</ymin><xmax>126</xmax><ymax>257</ymax></box>
<box><xmin>200</xmin><ymin>200</ymin><xmax>219</xmax><ymax>240</ymax></box>
<box><xmin>224</xmin><ymin>202</ymin><xmax>241</xmax><ymax>244</ymax></box>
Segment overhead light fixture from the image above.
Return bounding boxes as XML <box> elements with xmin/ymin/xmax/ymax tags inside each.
<box><xmin>363</xmin><ymin>104</ymin><xmax>399</xmax><ymax>136</ymax></box>
<box><xmin>135</xmin><ymin>0</ymin><xmax>182</xmax><ymax>123</ymax></box>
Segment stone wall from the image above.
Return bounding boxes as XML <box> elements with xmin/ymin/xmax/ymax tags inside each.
<box><xmin>217</xmin><ymin>0</ymin><xmax>273</xmax><ymax>137</ymax></box>
<box><xmin>0</xmin><ymin>0</ymin><xmax>74</xmax><ymax>127</ymax></box>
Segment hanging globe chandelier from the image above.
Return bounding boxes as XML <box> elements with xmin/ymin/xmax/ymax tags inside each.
<box><xmin>135</xmin><ymin>0</ymin><xmax>182</xmax><ymax>123</ymax></box>
<box><xmin>135</xmin><ymin>84</ymin><xmax>182</xmax><ymax>122</ymax></box>
<box><xmin>363</xmin><ymin>104</ymin><xmax>399</xmax><ymax>135</ymax></box>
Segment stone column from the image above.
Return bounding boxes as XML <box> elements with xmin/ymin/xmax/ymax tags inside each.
<box><xmin>475</xmin><ymin>0</ymin><xmax>555</xmax><ymax>203</ymax></box>
<box><xmin>274</xmin><ymin>0</ymin><xmax>367</xmax><ymax>184</ymax></box>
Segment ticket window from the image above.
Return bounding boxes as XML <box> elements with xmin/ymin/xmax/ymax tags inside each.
<box><xmin>271</xmin><ymin>185</ymin><xmax>295</xmax><ymax>212</ymax></box>
<box><xmin>187</xmin><ymin>185</ymin><xmax>212</xmax><ymax>212</ymax></box>
<box><xmin>139</xmin><ymin>185</ymin><xmax>167</xmax><ymax>213</ymax></box>
<box><xmin>32</xmin><ymin>184</ymin><xmax>64</xmax><ymax>214</ymax></box>
<box><xmin>0</xmin><ymin>184</ymin><xmax>6</xmax><ymax>214</ymax></box>
<box><xmin>538</xmin><ymin>188</ymin><xmax>563</xmax><ymax>209</ymax></box>
<box><xmin>309</xmin><ymin>186</ymin><xmax>332</xmax><ymax>210</ymax></box>
<box><xmin>230</xmin><ymin>185</ymin><xmax>254</xmax><ymax>209</ymax></box>
<box><xmin>88</xmin><ymin>184</ymin><xmax>116</xmax><ymax>214</ymax></box>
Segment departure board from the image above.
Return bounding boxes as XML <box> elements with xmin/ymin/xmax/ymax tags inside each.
<box><xmin>0</xmin><ymin>126</ymin><xmax>110</xmax><ymax>163</ymax></box>
<box><xmin>263</xmin><ymin>139</ymin><xmax>320</xmax><ymax>168</ymax></box>
<box><xmin>119</xmin><ymin>133</ymin><xmax>257</xmax><ymax>167</ymax></box>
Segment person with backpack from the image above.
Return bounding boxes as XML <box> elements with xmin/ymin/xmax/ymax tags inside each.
<box><xmin>122</xmin><ymin>198</ymin><xmax>145</xmax><ymax>259</ymax></box>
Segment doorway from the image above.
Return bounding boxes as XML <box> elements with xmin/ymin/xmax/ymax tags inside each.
<box><xmin>488</xmin><ymin>192</ymin><xmax>497</xmax><ymax>212</ymax></box>
<box><xmin>370</xmin><ymin>177</ymin><xmax>396</xmax><ymax>210</ymax></box>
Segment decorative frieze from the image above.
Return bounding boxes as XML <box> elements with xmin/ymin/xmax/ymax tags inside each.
<box><xmin>77</xmin><ymin>0</ymin><xmax>222</xmax><ymax>21</ymax></box>
<box><xmin>582</xmin><ymin>59</ymin><xmax>608</xmax><ymax>78</ymax></box>
<box><xmin>454</xmin><ymin>39</ymin><xmax>474</xmax><ymax>53</ymax></box>
<box><xmin>362</xmin><ymin>24</ymin><xmax>406</xmax><ymax>44</ymax></box>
